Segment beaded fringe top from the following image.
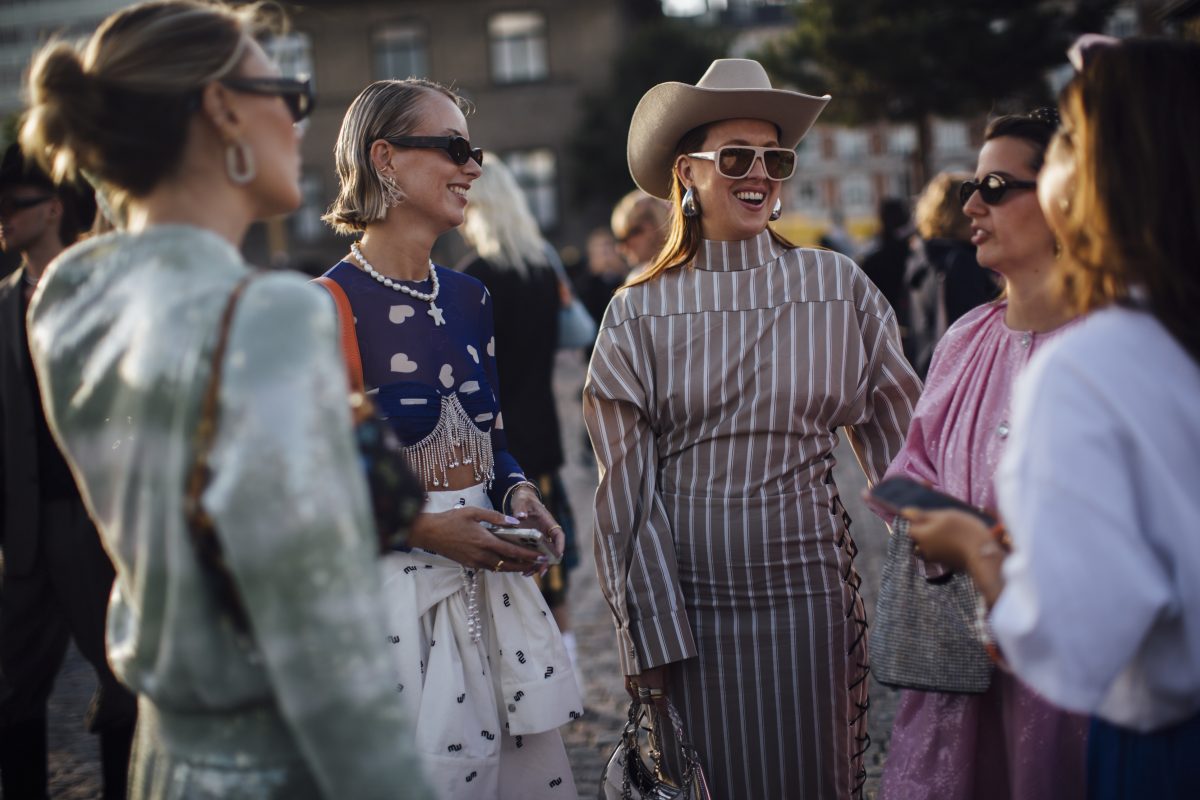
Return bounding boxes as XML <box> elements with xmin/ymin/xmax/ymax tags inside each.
<box><xmin>404</xmin><ymin>393</ymin><xmax>495</xmax><ymax>490</ymax></box>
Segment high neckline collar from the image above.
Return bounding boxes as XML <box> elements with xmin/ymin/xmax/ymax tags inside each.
<box><xmin>692</xmin><ymin>229</ymin><xmax>784</xmax><ymax>272</ymax></box>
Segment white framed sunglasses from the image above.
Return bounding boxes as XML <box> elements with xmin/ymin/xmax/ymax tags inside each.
<box><xmin>687</xmin><ymin>146</ymin><xmax>797</xmax><ymax>181</ymax></box>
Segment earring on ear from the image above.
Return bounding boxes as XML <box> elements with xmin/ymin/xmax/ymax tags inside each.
<box><xmin>769</xmin><ymin>198</ymin><xmax>782</xmax><ymax>222</ymax></box>
<box><xmin>681</xmin><ymin>186</ymin><xmax>700</xmax><ymax>218</ymax></box>
<box><xmin>378</xmin><ymin>170</ymin><xmax>404</xmax><ymax>208</ymax></box>
<box><xmin>225</xmin><ymin>140</ymin><xmax>256</xmax><ymax>185</ymax></box>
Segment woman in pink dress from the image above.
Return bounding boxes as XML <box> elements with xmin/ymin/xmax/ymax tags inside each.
<box><xmin>877</xmin><ymin>111</ymin><xmax>1089</xmax><ymax>799</ymax></box>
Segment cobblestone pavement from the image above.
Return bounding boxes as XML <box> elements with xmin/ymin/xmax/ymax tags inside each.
<box><xmin>47</xmin><ymin>350</ymin><xmax>900</xmax><ymax>799</ymax></box>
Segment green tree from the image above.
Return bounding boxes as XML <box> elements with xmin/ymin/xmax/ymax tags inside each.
<box><xmin>763</xmin><ymin>0</ymin><xmax>1117</xmax><ymax>186</ymax></box>
<box><xmin>569</xmin><ymin>17</ymin><xmax>729</xmax><ymax>214</ymax></box>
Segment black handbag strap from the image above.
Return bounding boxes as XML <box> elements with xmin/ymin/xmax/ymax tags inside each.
<box><xmin>183</xmin><ymin>273</ymin><xmax>258</xmax><ymax>633</ymax></box>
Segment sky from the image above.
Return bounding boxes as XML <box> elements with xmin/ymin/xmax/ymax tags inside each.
<box><xmin>662</xmin><ymin>0</ymin><xmax>729</xmax><ymax>16</ymax></box>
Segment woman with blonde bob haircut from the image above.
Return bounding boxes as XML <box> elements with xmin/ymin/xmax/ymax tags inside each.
<box><xmin>905</xmin><ymin>37</ymin><xmax>1200</xmax><ymax>800</ymax></box>
<box><xmin>584</xmin><ymin>58</ymin><xmax>921</xmax><ymax>798</ymax></box>
<box><xmin>21</xmin><ymin>1</ymin><xmax>432</xmax><ymax>798</ymax></box>
<box><xmin>318</xmin><ymin>81</ymin><xmax>582</xmax><ymax>799</ymax></box>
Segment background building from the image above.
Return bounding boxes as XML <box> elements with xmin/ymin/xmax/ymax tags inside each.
<box><xmin>2</xmin><ymin>0</ymin><xmax>1189</xmax><ymax>268</ymax></box>
<box><xmin>275</xmin><ymin>0</ymin><xmax>630</xmax><ymax>271</ymax></box>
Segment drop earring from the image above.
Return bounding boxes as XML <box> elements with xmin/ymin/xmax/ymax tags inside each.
<box><xmin>681</xmin><ymin>186</ymin><xmax>700</xmax><ymax>218</ymax></box>
<box><xmin>378</xmin><ymin>171</ymin><xmax>404</xmax><ymax>208</ymax></box>
<box><xmin>225</xmin><ymin>140</ymin><xmax>255</xmax><ymax>185</ymax></box>
<box><xmin>769</xmin><ymin>198</ymin><xmax>782</xmax><ymax>222</ymax></box>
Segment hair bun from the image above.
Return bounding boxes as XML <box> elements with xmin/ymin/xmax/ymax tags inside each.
<box><xmin>1028</xmin><ymin>107</ymin><xmax>1061</xmax><ymax>129</ymax></box>
<box><xmin>20</xmin><ymin>41</ymin><xmax>104</xmax><ymax>182</ymax></box>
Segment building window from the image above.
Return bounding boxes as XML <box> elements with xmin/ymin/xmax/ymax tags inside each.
<box><xmin>267</xmin><ymin>32</ymin><xmax>313</xmax><ymax>80</ymax></box>
<box><xmin>789</xmin><ymin>177</ymin><xmax>819</xmax><ymax>209</ymax></box>
<box><xmin>489</xmin><ymin>11</ymin><xmax>547</xmax><ymax>84</ymax></box>
<box><xmin>505</xmin><ymin>147</ymin><xmax>557</xmax><ymax>229</ymax></box>
<box><xmin>934</xmin><ymin>121</ymin><xmax>968</xmax><ymax>153</ymax></box>
<box><xmin>795</xmin><ymin>136</ymin><xmax>819</xmax><ymax>165</ymax></box>
<box><xmin>292</xmin><ymin>172</ymin><xmax>325</xmax><ymax>244</ymax></box>
<box><xmin>887</xmin><ymin>126</ymin><xmax>916</xmax><ymax>156</ymax></box>
<box><xmin>840</xmin><ymin>174</ymin><xmax>872</xmax><ymax>212</ymax></box>
<box><xmin>836</xmin><ymin>129</ymin><xmax>869</xmax><ymax>160</ymax></box>
<box><xmin>373</xmin><ymin>22</ymin><xmax>428</xmax><ymax>80</ymax></box>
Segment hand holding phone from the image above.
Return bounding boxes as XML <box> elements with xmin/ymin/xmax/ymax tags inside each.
<box><xmin>486</xmin><ymin>525</ymin><xmax>561</xmax><ymax>566</ymax></box>
<box><xmin>868</xmin><ymin>477</ymin><xmax>997</xmax><ymax>527</ymax></box>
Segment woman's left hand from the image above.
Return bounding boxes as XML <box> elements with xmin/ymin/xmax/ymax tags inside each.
<box><xmin>509</xmin><ymin>485</ymin><xmax>566</xmax><ymax>567</ymax></box>
<box><xmin>903</xmin><ymin>508</ymin><xmax>992</xmax><ymax>571</ymax></box>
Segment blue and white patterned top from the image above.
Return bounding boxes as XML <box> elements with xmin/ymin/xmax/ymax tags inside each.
<box><xmin>322</xmin><ymin>261</ymin><xmax>525</xmax><ymax>509</ymax></box>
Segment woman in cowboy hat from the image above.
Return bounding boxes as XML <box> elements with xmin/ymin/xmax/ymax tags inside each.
<box><xmin>584</xmin><ymin>58</ymin><xmax>921</xmax><ymax>799</ymax></box>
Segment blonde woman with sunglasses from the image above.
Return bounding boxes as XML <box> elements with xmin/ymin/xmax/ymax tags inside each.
<box><xmin>584</xmin><ymin>59</ymin><xmax>921</xmax><ymax>799</ymax></box>
<box><xmin>320</xmin><ymin>80</ymin><xmax>581</xmax><ymax>800</ymax></box>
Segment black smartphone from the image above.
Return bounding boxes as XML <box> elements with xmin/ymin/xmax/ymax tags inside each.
<box><xmin>868</xmin><ymin>476</ymin><xmax>997</xmax><ymax>527</ymax></box>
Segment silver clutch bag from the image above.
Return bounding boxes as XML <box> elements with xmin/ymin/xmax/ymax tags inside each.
<box><xmin>599</xmin><ymin>695</ymin><xmax>712</xmax><ymax>800</ymax></box>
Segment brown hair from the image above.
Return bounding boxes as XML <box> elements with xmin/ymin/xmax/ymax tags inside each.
<box><xmin>323</xmin><ymin>78</ymin><xmax>470</xmax><ymax>235</ymax></box>
<box><xmin>624</xmin><ymin>124</ymin><xmax>794</xmax><ymax>290</ymax></box>
<box><xmin>1056</xmin><ymin>38</ymin><xmax>1200</xmax><ymax>365</ymax></box>
<box><xmin>983</xmin><ymin>110</ymin><xmax>1058</xmax><ymax>171</ymax></box>
<box><xmin>19</xmin><ymin>1</ymin><xmax>275</xmax><ymax>205</ymax></box>
<box><xmin>914</xmin><ymin>172</ymin><xmax>972</xmax><ymax>241</ymax></box>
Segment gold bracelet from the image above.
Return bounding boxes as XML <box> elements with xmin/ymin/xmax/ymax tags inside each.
<box><xmin>502</xmin><ymin>480</ymin><xmax>541</xmax><ymax>514</ymax></box>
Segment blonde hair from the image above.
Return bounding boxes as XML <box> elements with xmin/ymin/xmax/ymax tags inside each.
<box><xmin>20</xmin><ymin>0</ymin><xmax>273</xmax><ymax>203</ymax></box>
<box><xmin>610</xmin><ymin>189</ymin><xmax>667</xmax><ymax>242</ymax></box>
<box><xmin>323</xmin><ymin>78</ymin><xmax>470</xmax><ymax>235</ymax></box>
<box><xmin>459</xmin><ymin>152</ymin><xmax>550</xmax><ymax>275</ymax></box>
<box><xmin>914</xmin><ymin>172</ymin><xmax>971</xmax><ymax>241</ymax></box>
<box><xmin>1056</xmin><ymin>38</ymin><xmax>1200</xmax><ymax>365</ymax></box>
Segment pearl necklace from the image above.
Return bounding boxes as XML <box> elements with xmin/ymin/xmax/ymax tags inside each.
<box><xmin>351</xmin><ymin>241</ymin><xmax>445</xmax><ymax>326</ymax></box>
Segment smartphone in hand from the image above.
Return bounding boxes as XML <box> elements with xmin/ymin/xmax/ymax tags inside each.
<box><xmin>486</xmin><ymin>525</ymin><xmax>562</xmax><ymax>566</ymax></box>
<box><xmin>868</xmin><ymin>476</ymin><xmax>997</xmax><ymax>527</ymax></box>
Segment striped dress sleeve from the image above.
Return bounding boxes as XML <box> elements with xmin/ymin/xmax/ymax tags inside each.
<box><xmin>584</xmin><ymin>303</ymin><xmax>698</xmax><ymax>676</ymax></box>
<box><xmin>842</xmin><ymin>274</ymin><xmax>922</xmax><ymax>485</ymax></box>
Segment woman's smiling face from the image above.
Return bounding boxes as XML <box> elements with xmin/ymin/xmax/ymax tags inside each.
<box><xmin>677</xmin><ymin>118</ymin><xmax>783</xmax><ymax>242</ymax></box>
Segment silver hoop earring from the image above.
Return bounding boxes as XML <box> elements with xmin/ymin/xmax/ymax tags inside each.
<box><xmin>224</xmin><ymin>141</ymin><xmax>255</xmax><ymax>185</ymax></box>
<box><xmin>769</xmin><ymin>198</ymin><xmax>782</xmax><ymax>222</ymax></box>
<box><xmin>378</xmin><ymin>171</ymin><xmax>404</xmax><ymax>208</ymax></box>
<box><xmin>681</xmin><ymin>186</ymin><xmax>700</xmax><ymax>218</ymax></box>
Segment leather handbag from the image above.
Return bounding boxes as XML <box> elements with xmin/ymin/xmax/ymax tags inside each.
<box><xmin>599</xmin><ymin>696</ymin><xmax>712</xmax><ymax>800</ymax></box>
<box><xmin>313</xmin><ymin>276</ymin><xmax>424</xmax><ymax>553</ymax></box>
<box><xmin>185</xmin><ymin>276</ymin><xmax>425</xmax><ymax>635</ymax></box>
<box><xmin>870</xmin><ymin>517</ymin><xmax>994</xmax><ymax>693</ymax></box>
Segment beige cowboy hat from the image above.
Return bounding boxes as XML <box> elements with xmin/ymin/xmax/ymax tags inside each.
<box><xmin>627</xmin><ymin>58</ymin><xmax>831</xmax><ymax>199</ymax></box>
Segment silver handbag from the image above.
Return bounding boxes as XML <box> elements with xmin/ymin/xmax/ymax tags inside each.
<box><xmin>599</xmin><ymin>696</ymin><xmax>712</xmax><ymax>800</ymax></box>
<box><xmin>871</xmin><ymin>518</ymin><xmax>994</xmax><ymax>693</ymax></box>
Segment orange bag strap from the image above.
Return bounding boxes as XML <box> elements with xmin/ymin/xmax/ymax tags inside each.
<box><xmin>313</xmin><ymin>276</ymin><xmax>364</xmax><ymax>394</ymax></box>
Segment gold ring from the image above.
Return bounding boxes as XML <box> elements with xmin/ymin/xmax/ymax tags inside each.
<box><xmin>548</xmin><ymin>525</ymin><xmax>563</xmax><ymax>534</ymax></box>
<box><xmin>494</xmin><ymin>559</ymin><xmax>505</xmax><ymax>572</ymax></box>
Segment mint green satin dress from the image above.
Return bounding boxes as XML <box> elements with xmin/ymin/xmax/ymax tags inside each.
<box><xmin>27</xmin><ymin>225</ymin><xmax>432</xmax><ymax>799</ymax></box>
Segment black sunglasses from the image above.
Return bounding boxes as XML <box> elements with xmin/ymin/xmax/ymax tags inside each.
<box><xmin>959</xmin><ymin>173</ymin><xmax>1037</xmax><ymax>206</ymax></box>
<box><xmin>219</xmin><ymin>76</ymin><xmax>315</xmax><ymax>123</ymax></box>
<box><xmin>0</xmin><ymin>194</ymin><xmax>53</xmax><ymax>216</ymax></box>
<box><xmin>385</xmin><ymin>136</ymin><xmax>484</xmax><ymax>167</ymax></box>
